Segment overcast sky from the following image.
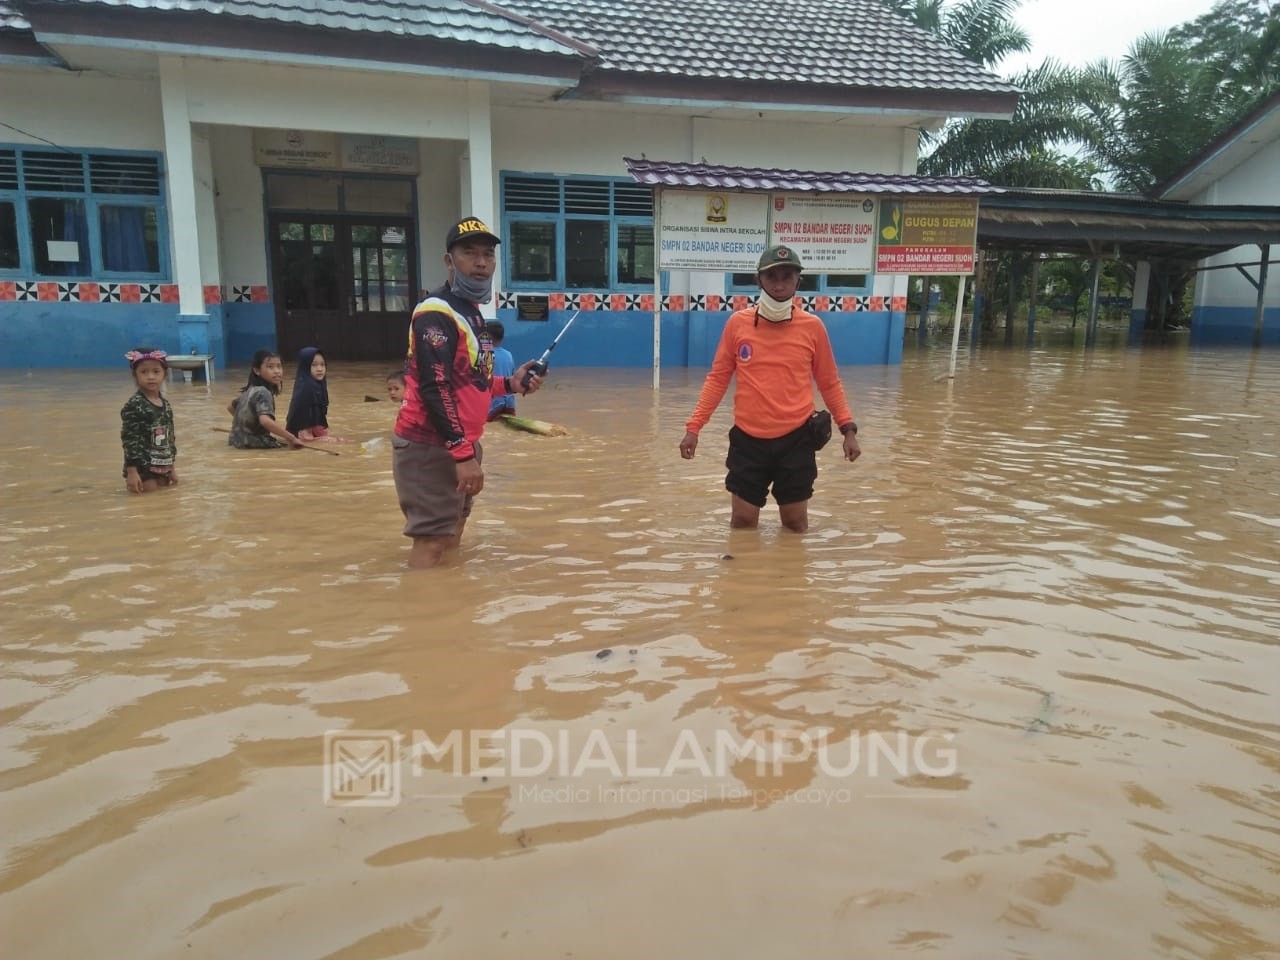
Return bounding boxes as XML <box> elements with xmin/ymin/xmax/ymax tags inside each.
<box><xmin>999</xmin><ymin>0</ymin><xmax>1222</xmax><ymax>75</ymax></box>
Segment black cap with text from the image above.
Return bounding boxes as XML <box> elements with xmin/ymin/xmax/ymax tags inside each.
<box><xmin>446</xmin><ymin>217</ymin><xmax>501</xmax><ymax>251</ymax></box>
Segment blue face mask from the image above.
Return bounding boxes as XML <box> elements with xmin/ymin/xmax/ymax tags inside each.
<box><xmin>447</xmin><ymin>258</ymin><xmax>493</xmax><ymax>304</ymax></box>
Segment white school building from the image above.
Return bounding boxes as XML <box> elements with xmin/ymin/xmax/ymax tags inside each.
<box><xmin>0</xmin><ymin>0</ymin><xmax>1017</xmax><ymax>369</ymax></box>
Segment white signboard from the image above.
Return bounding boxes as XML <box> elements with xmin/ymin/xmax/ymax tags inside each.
<box><xmin>342</xmin><ymin>135</ymin><xmax>419</xmax><ymax>174</ymax></box>
<box><xmin>46</xmin><ymin>240</ymin><xmax>81</xmax><ymax>263</ymax></box>
<box><xmin>658</xmin><ymin>190</ymin><xmax>768</xmax><ymax>271</ymax></box>
<box><xmin>769</xmin><ymin>194</ymin><xmax>877</xmax><ymax>272</ymax></box>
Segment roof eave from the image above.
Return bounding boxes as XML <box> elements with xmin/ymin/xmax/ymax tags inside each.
<box><xmin>0</xmin><ymin>24</ymin><xmax>62</xmax><ymax>65</ymax></box>
<box><xmin>20</xmin><ymin>3</ymin><xmax>590</xmax><ymax>83</ymax></box>
<box><xmin>566</xmin><ymin>71</ymin><xmax>1018</xmax><ymax>119</ymax></box>
<box><xmin>1157</xmin><ymin>89</ymin><xmax>1280</xmax><ymax>200</ymax></box>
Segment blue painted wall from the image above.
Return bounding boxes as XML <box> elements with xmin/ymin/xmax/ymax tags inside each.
<box><xmin>0</xmin><ymin>303</ymin><xmax>902</xmax><ymax>367</ymax></box>
<box><xmin>224</xmin><ymin>303</ymin><xmax>277</xmax><ymax>363</ymax></box>
<box><xmin>495</xmin><ymin>309</ymin><xmax>900</xmax><ymax>368</ymax></box>
<box><xmin>0</xmin><ymin>302</ymin><xmax>213</xmax><ymax>367</ymax></box>
<box><xmin>1190</xmin><ymin>305</ymin><xmax>1280</xmax><ymax>346</ymax></box>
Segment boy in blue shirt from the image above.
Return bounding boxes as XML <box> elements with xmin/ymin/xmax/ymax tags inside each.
<box><xmin>486</xmin><ymin>321</ymin><xmax>517</xmax><ymax>420</ymax></box>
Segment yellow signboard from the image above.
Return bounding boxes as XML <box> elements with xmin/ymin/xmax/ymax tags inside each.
<box><xmin>875</xmin><ymin>197</ymin><xmax>979</xmax><ymax>274</ymax></box>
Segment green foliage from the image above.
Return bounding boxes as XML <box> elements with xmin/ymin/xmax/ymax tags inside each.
<box><xmin>887</xmin><ymin>0</ymin><xmax>1280</xmax><ymax>193</ymax></box>
<box><xmin>1170</xmin><ymin>0</ymin><xmax>1280</xmax><ymax>97</ymax></box>
<box><xmin>881</xmin><ymin>0</ymin><xmax>1029</xmax><ymax>67</ymax></box>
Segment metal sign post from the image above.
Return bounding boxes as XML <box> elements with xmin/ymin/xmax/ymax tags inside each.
<box><xmin>652</xmin><ymin>185</ymin><xmax>662</xmax><ymax>389</ymax></box>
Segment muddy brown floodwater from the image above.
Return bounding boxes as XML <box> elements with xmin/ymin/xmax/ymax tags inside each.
<box><xmin>1</xmin><ymin>337</ymin><xmax>1278</xmax><ymax>959</ymax></box>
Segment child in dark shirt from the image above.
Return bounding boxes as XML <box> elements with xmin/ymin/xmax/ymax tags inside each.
<box><xmin>121</xmin><ymin>347</ymin><xmax>178</xmax><ymax>493</ymax></box>
<box><xmin>286</xmin><ymin>346</ymin><xmax>347</xmax><ymax>441</ymax></box>
<box><xmin>227</xmin><ymin>349</ymin><xmax>303</xmax><ymax>449</ymax></box>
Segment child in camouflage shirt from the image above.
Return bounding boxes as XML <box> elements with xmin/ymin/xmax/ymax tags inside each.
<box><xmin>121</xmin><ymin>347</ymin><xmax>178</xmax><ymax>493</ymax></box>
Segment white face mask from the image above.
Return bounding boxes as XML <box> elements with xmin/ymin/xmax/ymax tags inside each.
<box><xmin>757</xmin><ymin>290</ymin><xmax>793</xmax><ymax>322</ymax></box>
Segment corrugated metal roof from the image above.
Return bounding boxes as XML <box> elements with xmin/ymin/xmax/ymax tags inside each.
<box><xmin>22</xmin><ymin>0</ymin><xmax>595</xmax><ymax>57</ymax></box>
<box><xmin>0</xmin><ymin>1</ymin><xmax>30</xmax><ymax>30</ymax></box>
<box><xmin>625</xmin><ymin>157</ymin><xmax>1001</xmax><ymax>196</ymax></box>
<box><xmin>495</xmin><ymin>0</ymin><xmax>1017</xmax><ymax>92</ymax></box>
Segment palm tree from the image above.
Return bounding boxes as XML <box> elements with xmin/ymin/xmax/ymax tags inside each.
<box><xmin>1075</xmin><ymin>33</ymin><xmax>1247</xmax><ymax>193</ymax></box>
<box><xmin>882</xmin><ymin>0</ymin><xmax>1030</xmax><ymax>67</ymax></box>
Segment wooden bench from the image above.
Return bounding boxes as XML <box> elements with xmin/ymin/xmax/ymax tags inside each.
<box><xmin>167</xmin><ymin>354</ymin><xmax>214</xmax><ymax>384</ymax></box>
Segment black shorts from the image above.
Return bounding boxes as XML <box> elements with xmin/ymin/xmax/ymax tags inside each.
<box><xmin>123</xmin><ymin>464</ymin><xmax>175</xmax><ymax>485</ymax></box>
<box><xmin>725</xmin><ymin>422</ymin><xmax>817</xmax><ymax>508</ymax></box>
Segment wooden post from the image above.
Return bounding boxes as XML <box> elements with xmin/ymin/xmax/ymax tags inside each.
<box><xmin>1004</xmin><ymin>256</ymin><xmax>1017</xmax><ymax>346</ymax></box>
<box><xmin>1254</xmin><ymin>243</ymin><xmax>1271</xmax><ymax>349</ymax></box>
<box><xmin>970</xmin><ymin>254</ymin><xmax>985</xmax><ymax>347</ymax></box>
<box><xmin>917</xmin><ymin>275</ymin><xmax>930</xmax><ymax>343</ymax></box>
<box><xmin>1027</xmin><ymin>256</ymin><xmax>1039</xmax><ymax>347</ymax></box>
<box><xmin>1085</xmin><ymin>256</ymin><xmax>1102</xmax><ymax>348</ymax></box>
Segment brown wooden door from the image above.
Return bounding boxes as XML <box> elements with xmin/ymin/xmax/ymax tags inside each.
<box><xmin>271</xmin><ymin>216</ymin><xmax>417</xmax><ymax>362</ymax></box>
<box><xmin>347</xmin><ymin>220</ymin><xmax>416</xmax><ymax>361</ymax></box>
<box><xmin>271</xmin><ymin>217</ymin><xmax>343</xmax><ymax>361</ymax></box>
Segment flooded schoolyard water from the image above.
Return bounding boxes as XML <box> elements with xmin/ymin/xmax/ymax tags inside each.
<box><xmin>1</xmin><ymin>333</ymin><xmax>1277</xmax><ymax>959</ymax></box>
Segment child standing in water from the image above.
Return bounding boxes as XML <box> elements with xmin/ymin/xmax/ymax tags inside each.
<box><xmin>227</xmin><ymin>349</ymin><xmax>303</xmax><ymax>449</ymax></box>
<box><xmin>485</xmin><ymin>321</ymin><xmax>517</xmax><ymax>421</ymax></box>
<box><xmin>386</xmin><ymin>369</ymin><xmax>406</xmax><ymax>405</ymax></box>
<box><xmin>285</xmin><ymin>346</ymin><xmax>346</xmax><ymax>441</ymax></box>
<box><xmin>121</xmin><ymin>347</ymin><xmax>178</xmax><ymax>493</ymax></box>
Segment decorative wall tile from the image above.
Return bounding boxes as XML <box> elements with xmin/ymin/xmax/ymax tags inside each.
<box><xmin>0</xmin><ymin>278</ymin><xmax>279</xmax><ymax>305</ymax></box>
<box><xmin>0</xmin><ymin>278</ymin><xmax>901</xmax><ymax>314</ymax></box>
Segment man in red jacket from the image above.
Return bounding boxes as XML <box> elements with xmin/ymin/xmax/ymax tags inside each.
<box><xmin>679</xmin><ymin>244</ymin><xmax>861</xmax><ymax>533</ymax></box>
<box><xmin>393</xmin><ymin>217</ymin><xmax>543</xmax><ymax>569</ymax></box>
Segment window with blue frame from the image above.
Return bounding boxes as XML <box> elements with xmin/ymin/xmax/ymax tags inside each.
<box><xmin>502</xmin><ymin>174</ymin><xmax>654</xmax><ymax>290</ymax></box>
<box><xmin>0</xmin><ymin>146</ymin><xmax>166</xmax><ymax>279</ymax></box>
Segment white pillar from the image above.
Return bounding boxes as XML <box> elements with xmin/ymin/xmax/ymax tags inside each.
<box><xmin>158</xmin><ymin>56</ymin><xmax>205</xmax><ymax>319</ymax></box>
<box><xmin>1132</xmin><ymin>260</ymin><xmax>1151</xmax><ymax>305</ymax></box>
<box><xmin>465</xmin><ymin>80</ymin><xmax>498</xmax><ymax>317</ymax></box>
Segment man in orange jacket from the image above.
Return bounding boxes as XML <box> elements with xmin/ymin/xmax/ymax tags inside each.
<box><xmin>679</xmin><ymin>244</ymin><xmax>861</xmax><ymax>533</ymax></box>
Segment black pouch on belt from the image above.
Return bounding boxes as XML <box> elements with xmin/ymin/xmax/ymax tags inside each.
<box><xmin>806</xmin><ymin>410</ymin><xmax>832</xmax><ymax>450</ymax></box>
